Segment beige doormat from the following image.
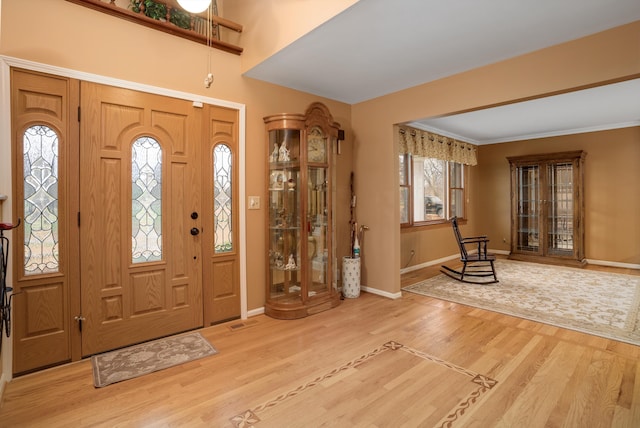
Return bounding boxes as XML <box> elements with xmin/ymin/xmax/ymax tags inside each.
<box><xmin>403</xmin><ymin>259</ymin><xmax>640</xmax><ymax>346</ymax></box>
<box><xmin>230</xmin><ymin>341</ymin><xmax>497</xmax><ymax>427</ymax></box>
<box><xmin>91</xmin><ymin>332</ymin><xmax>217</xmax><ymax>387</ymax></box>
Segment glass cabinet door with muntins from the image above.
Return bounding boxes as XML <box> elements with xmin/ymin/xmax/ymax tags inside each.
<box><xmin>546</xmin><ymin>162</ymin><xmax>575</xmax><ymax>256</ymax></box>
<box><xmin>515</xmin><ymin>164</ymin><xmax>540</xmax><ymax>253</ymax></box>
<box><xmin>264</xmin><ymin>103</ymin><xmax>341</xmax><ymax>319</ymax></box>
<box><xmin>508</xmin><ymin>151</ymin><xmax>586</xmax><ymax>266</ymax></box>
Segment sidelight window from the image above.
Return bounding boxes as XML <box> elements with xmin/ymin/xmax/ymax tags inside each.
<box><xmin>23</xmin><ymin>125</ymin><xmax>59</xmax><ymax>275</ymax></box>
<box><xmin>213</xmin><ymin>144</ymin><xmax>233</xmax><ymax>253</ymax></box>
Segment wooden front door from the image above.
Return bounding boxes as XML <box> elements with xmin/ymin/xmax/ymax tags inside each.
<box><xmin>202</xmin><ymin>106</ymin><xmax>240</xmax><ymax>325</ymax></box>
<box><xmin>10</xmin><ymin>71</ymin><xmax>241</xmax><ymax>372</ymax></box>
<box><xmin>79</xmin><ymin>82</ymin><xmax>203</xmax><ymax>355</ymax></box>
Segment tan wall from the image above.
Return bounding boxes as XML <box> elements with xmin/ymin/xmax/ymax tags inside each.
<box><xmin>476</xmin><ymin>127</ymin><xmax>640</xmax><ymax>265</ymax></box>
<box><xmin>0</xmin><ymin>0</ymin><xmax>353</xmax><ymax>313</ymax></box>
<box><xmin>354</xmin><ymin>21</ymin><xmax>640</xmax><ymax>294</ymax></box>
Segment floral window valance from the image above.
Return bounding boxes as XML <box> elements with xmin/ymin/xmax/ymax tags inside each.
<box><xmin>395</xmin><ymin>125</ymin><xmax>477</xmax><ymax>166</ymax></box>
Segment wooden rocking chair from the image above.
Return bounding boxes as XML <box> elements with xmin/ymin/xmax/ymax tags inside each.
<box><xmin>441</xmin><ymin>217</ymin><xmax>498</xmax><ymax>284</ymax></box>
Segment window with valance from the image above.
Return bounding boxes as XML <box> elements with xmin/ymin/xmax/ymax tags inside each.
<box><xmin>397</xmin><ymin>125</ymin><xmax>476</xmax><ymax>226</ymax></box>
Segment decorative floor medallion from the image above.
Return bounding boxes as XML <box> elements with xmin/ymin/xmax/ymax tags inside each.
<box><xmin>230</xmin><ymin>341</ymin><xmax>497</xmax><ymax>427</ymax></box>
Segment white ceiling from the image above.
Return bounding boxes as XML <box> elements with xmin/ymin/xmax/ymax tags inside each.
<box><xmin>244</xmin><ymin>0</ymin><xmax>640</xmax><ymax>144</ymax></box>
<box><xmin>411</xmin><ymin>78</ymin><xmax>640</xmax><ymax>144</ymax></box>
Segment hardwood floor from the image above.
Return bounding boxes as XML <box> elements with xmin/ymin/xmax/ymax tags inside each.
<box><xmin>1</xmin><ymin>261</ymin><xmax>639</xmax><ymax>427</ymax></box>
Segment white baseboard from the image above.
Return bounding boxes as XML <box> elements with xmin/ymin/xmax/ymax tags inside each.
<box><xmin>361</xmin><ymin>286</ymin><xmax>402</xmax><ymax>300</ymax></box>
<box><xmin>400</xmin><ymin>249</ymin><xmax>510</xmax><ymax>275</ymax></box>
<box><xmin>247</xmin><ymin>307</ymin><xmax>265</xmax><ymax>318</ymax></box>
<box><xmin>586</xmin><ymin>259</ymin><xmax>640</xmax><ymax>270</ymax></box>
<box><xmin>490</xmin><ymin>249</ymin><xmax>511</xmax><ymax>256</ymax></box>
<box><xmin>400</xmin><ymin>254</ymin><xmax>460</xmax><ymax>275</ymax></box>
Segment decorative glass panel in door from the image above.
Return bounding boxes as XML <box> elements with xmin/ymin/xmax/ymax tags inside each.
<box><xmin>131</xmin><ymin>136</ymin><xmax>162</xmax><ymax>263</ymax></box>
<box><xmin>213</xmin><ymin>144</ymin><xmax>233</xmax><ymax>253</ymax></box>
<box><xmin>23</xmin><ymin>125</ymin><xmax>60</xmax><ymax>275</ymax></box>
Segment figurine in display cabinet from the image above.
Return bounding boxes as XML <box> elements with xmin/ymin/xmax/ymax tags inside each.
<box><xmin>285</xmin><ymin>254</ymin><xmax>297</xmax><ymax>270</ymax></box>
<box><xmin>278</xmin><ymin>140</ymin><xmax>290</xmax><ymax>162</ymax></box>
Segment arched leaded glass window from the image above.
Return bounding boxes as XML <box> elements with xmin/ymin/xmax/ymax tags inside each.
<box><xmin>23</xmin><ymin>125</ymin><xmax>59</xmax><ymax>275</ymax></box>
<box><xmin>214</xmin><ymin>144</ymin><xmax>233</xmax><ymax>253</ymax></box>
<box><xmin>131</xmin><ymin>136</ymin><xmax>162</xmax><ymax>263</ymax></box>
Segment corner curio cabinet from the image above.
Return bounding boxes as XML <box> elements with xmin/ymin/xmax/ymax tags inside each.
<box><xmin>264</xmin><ymin>103</ymin><xmax>341</xmax><ymax>319</ymax></box>
<box><xmin>507</xmin><ymin>151</ymin><xmax>586</xmax><ymax>267</ymax></box>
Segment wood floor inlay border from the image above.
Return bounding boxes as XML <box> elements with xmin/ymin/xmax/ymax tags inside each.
<box><xmin>229</xmin><ymin>340</ymin><xmax>497</xmax><ymax>427</ymax></box>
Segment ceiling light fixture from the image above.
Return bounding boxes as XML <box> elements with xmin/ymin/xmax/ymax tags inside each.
<box><xmin>177</xmin><ymin>0</ymin><xmax>212</xmax><ymax>14</ymax></box>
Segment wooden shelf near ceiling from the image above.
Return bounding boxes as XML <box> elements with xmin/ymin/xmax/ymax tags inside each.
<box><xmin>65</xmin><ymin>0</ymin><xmax>243</xmax><ymax>55</ymax></box>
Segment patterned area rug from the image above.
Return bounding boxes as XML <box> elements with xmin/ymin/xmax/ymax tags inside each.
<box><xmin>230</xmin><ymin>341</ymin><xmax>497</xmax><ymax>427</ymax></box>
<box><xmin>91</xmin><ymin>332</ymin><xmax>217</xmax><ymax>387</ymax></box>
<box><xmin>403</xmin><ymin>259</ymin><xmax>640</xmax><ymax>345</ymax></box>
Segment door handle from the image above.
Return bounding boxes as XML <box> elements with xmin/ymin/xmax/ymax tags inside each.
<box><xmin>190</xmin><ymin>227</ymin><xmax>200</xmax><ymax>236</ymax></box>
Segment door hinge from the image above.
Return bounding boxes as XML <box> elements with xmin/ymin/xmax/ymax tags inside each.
<box><xmin>77</xmin><ymin>212</ymin><xmax>80</xmax><ymax>227</ymax></box>
<box><xmin>77</xmin><ymin>106</ymin><xmax>81</xmax><ymax>122</ymax></box>
<box><xmin>74</xmin><ymin>315</ymin><xmax>86</xmax><ymax>332</ymax></box>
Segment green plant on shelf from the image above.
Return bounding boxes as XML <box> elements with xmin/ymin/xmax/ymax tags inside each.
<box><xmin>130</xmin><ymin>0</ymin><xmax>167</xmax><ymax>20</ymax></box>
<box><xmin>170</xmin><ymin>8</ymin><xmax>192</xmax><ymax>29</ymax></box>
<box><xmin>129</xmin><ymin>1</ymin><xmax>193</xmax><ymax>30</ymax></box>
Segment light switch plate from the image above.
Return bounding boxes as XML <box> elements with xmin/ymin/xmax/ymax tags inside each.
<box><xmin>248</xmin><ymin>196</ymin><xmax>261</xmax><ymax>210</ymax></box>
